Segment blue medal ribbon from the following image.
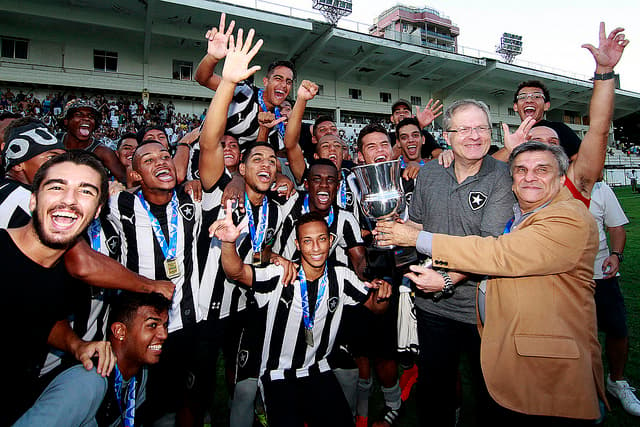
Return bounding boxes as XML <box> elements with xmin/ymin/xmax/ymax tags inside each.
<box><xmin>337</xmin><ymin>170</ymin><xmax>347</xmax><ymax>208</ymax></box>
<box><xmin>302</xmin><ymin>194</ymin><xmax>334</xmax><ymax>226</ymax></box>
<box><xmin>245</xmin><ymin>194</ymin><xmax>269</xmax><ymax>252</ymax></box>
<box><xmin>114</xmin><ymin>365</ymin><xmax>137</xmax><ymax>427</ymax></box>
<box><xmin>88</xmin><ymin>218</ymin><xmax>101</xmax><ymax>252</ymax></box>
<box><xmin>257</xmin><ymin>89</ymin><xmax>285</xmax><ymax>140</ymax></box>
<box><xmin>399</xmin><ymin>155</ymin><xmax>425</xmax><ymax>169</ymax></box>
<box><xmin>299</xmin><ymin>264</ymin><xmax>328</xmax><ymax>331</ymax></box>
<box><xmin>136</xmin><ymin>191</ymin><xmax>179</xmax><ymax>261</ymax></box>
<box><xmin>503</xmin><ymin>216</ymin><xmax>515</xmax><ymax>234</ymax></box>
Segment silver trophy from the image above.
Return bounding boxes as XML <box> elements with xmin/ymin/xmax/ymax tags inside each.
<box><xmin>352</xmin><ymin>159</ymin><xmax>406</xmax><ymax>249</ymax></box>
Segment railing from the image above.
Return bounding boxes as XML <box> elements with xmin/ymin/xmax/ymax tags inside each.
<box><xmin>425</xmin><ymin>30</ymin><xmax>453</xmax><ymax>41</ymax></box>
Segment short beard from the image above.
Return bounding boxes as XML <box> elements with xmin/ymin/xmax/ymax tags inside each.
<box><xmin>32</xmin><ymin>210</ymin><xmax>79</xmax><ymax>250</ymax></box>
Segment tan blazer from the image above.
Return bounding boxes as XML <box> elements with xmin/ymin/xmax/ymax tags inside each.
<box><xmin>431</xmin><ymin>187</ymin><xmax>605</xmax><ymax>420</ymax></box>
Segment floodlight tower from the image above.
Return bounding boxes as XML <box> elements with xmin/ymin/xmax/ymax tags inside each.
<box><xmin>496</xmin><ymin>32</ymin><xmax>523</xmax><ymax>63</ymax></box>
<box><xmin>312</xmin><ymin>0</ymin><xmax>353</xmax><ymax>26</ymax></box>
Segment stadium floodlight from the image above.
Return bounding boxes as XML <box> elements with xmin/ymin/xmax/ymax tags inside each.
<box><xmin>312</xmin><ymin>0</ymin><xmax>352</xmax><ymax>26</ymax></box>
<box><xmin>496</xmin><ymin>32</ymin><xmax>523</xmax><ymax>64</ymax></box>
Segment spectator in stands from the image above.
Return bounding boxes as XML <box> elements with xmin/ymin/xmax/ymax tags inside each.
<box><xmin>389</xmin><ymin>98</ymin><xmax>443</xmax><ymax>161</ymax></box>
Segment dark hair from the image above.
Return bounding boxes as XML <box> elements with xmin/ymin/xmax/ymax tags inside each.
<box><xmin>314</xmin><ymin>134</ymin><xmax>344</xmax><ymax>154</ymax></box>
<box><xmin>308</xmin><ymin>158</ymin><xmax>338</xmax><ymax>174</ymax></box>
<box><xmin>266</xmin><ymin>60</ymin><xmax>296</xmax><ymax>80</ymax></box>
<box><xmin>395</xmin><ymin>117</ymin><xmax>421</xmax><ymax>136</ymax></box>
<box><xmin>241</xmin><ymin>141</ymin><xmax>275</xmax><ymax>164</ymax></box>
<box><xmin>0</xmin><ymin>112</ymin><xmax>21</xmax><ymax>121</ymax></box>
<box><xmin>117</xmin><ymin>132</ymin><xmax>138</xmax><ymax>150</ymax></box>
<box><xmin>136</xmin><ymin>126</ymin><xmax>168</xmax><ymax>145</ymax></box>
<box><xmin>514</xmin><ymin>80</ymin><xmax>551</xmax><ymax>103</ymax></box>
<box><xmin>295</xmin><ymin>211</ymin><xmax>329</xmax><ymax>237</ymax></box>
<box><xmin>107</xmin><ymin>291</ymin><xmax>171</xmax><ymax>336</ymax></box>
<box><xmin>357</xmin><ymin>123</ymin><xmax>389</xmax><ymax>152</ymax></box>
<box><xmin>131</xmin><ymin>140</ymin><xmax>168</xmax><ymax>170</ymax></box>
<box><xmin>32</xmin><ymin>150</ymin><xmax>109</xmax><ymax>207</ymax></box>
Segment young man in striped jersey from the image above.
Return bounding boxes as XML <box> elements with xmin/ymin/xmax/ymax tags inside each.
<box><xmin>195</xmin><ymin>13</ymin><xmax>294</xmax><ymax>153</ymax></box>
<box><xmin>214</xmin><ymin>208</ymin><xmax>391</xmax><ymax>426</ymax></box>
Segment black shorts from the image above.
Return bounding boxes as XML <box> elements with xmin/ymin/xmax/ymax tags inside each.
<box><xmin>235</xmin><ymin>306</ymin><xmax>267</xmax><ymax>382</ymax></box>
<box><xmin>594</xmin><ymin>277</ymin><xmax>628</xmax><ymax>338</ymax></box>
<box><xmin>348</xmin><ymin>296</ymin><xmax>399</xmax><ymax>360</ymax></box>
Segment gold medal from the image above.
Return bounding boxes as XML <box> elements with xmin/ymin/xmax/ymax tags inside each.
<box><xmin>164</xmin><ymin>258</ymin><xmax>180</xmax><ymax>279</ymax></box>
<box><xmin>305</xmin><ymin>328</ymin><xmax>314</xmax><ymax>347</ymax></box>
<box><xmin>252</xmin><ymin>251</ymin><xmax>264</xmax><ymax>267</ymax></box>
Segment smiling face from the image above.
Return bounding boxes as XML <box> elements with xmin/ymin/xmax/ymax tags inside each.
<box><xmin>511</xmin><ymin>150</ymin><xmax>565</xmax><ymax>213</ymax></box>
<box><xmin>358</xmin><ymin>131</ymin><xmax>393</xmax><ymax>164</ymax></box>
<box><xmin>143</xmin><ymin>129</ymin><xmax>169</xmax><ymax>148</ymax></box>
<box><xmin>391</xmin><ymin>105</ymin><xmax>412</xmax><ymax>125</ymax></box>
<box><xmin>314</xmin><ymin>135</ymin><xmax>344</xmax><ymax>170</ymax></box>
<box><xmin>65</xmin><ymin>108</ymin><xmax>96</xmax><ymax>141</ymax></box>
<box><xmin>397</xmin><ymin>123</ymin><xmax>424</xmax><ymax>161</ymax></box>
<box><xmin>312</xmin><ymin>120</ymin><xmax>339</xmax><ymax>144</ymax></box>
<box><xmin>262</xmin><ymin>65</ymin><xmax>294</xmax><ymax>108</ymax></box>
<box><xmin>240</xmin><ymin>145</ymin><xmax>277</xmax><ymax>194</ymax></box>
<box><xmin>444</xmin><ymin>105</ymin><xmax>491</xmax><ymax>163</ymax></box>
<box><xmin>133</xmin><ymin>142</ymin><xmax>177</xmax><ymax>192</ymax></box>
<box><xmin>295</xmin><ymin>220</ymin><xmax>332</xmax><ymax>270</ymax></box>
<box><xmin>221</xmin><ymin>135</ymin><xmax>240</xmax><ymax>170</ymax></box>
<box><xmin>305</xmin><ymin>164</ymin><xmax>338</xmax><ymax>214</ymax></box>
<box><xmin>30</xmin><ymin>162</ymin><xmax>102</xmax><ymax>249</ymax></box>
<box><xmin>119</xmin><ymin>305</ymin><xmax>169</xmax><ymax>366</ymax></box>
<box><xmin>117</xmin><ymin>137</ymin><xmax>138</xmax><ymax>168</ymax></box>
<box><xmin>513</xmin><ymin>86</ymin><xmax>550</xmax><ymax>122</ymax></box>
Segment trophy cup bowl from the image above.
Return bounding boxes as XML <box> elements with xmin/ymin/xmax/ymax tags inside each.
<box><xmin>352</xmin><ymin>159</ymin><xmax>406</xmax><ymax>249</ymax></box>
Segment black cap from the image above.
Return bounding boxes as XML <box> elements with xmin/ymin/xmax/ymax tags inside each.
<box><xmin>391</xmin><ymin>99</ymin><xmax>412</xmax><ymax>113</ymax></box>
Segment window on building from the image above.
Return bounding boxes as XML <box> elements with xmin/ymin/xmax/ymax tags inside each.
<box><xmin>94</xmin><ymin>50</ymin><xmax>118</xmax><ymax>72</ymax></box>
<box><xmin>1</xmin><ymin>37</ymin><xmax>28</xmax><ymax>59</ymax></box>
<box><xmin>508</xmin><ymin>108</ymin><xmax>516</xmax><ymax>116</ymax></box>
<box><xmin>349</xmin><ymin>88</ymin><xmax>362</xmax><ymax>100</ymax></box>
<box><xmin>410</xmin><ymin>96</ymin><xmax>421</xmax><ymax>106</ymax></box>
<box><xmin>380</xmin><ymin>92</ymin><xmax>392</xmax><ymax>103</ymax></box>
<box><xmin>317</xmin><ymin>84</ymin><xmax>324</xmax><ymax>96</ymax></box>
<box><xmin>172</xmin><ymin>60</ymin><xmax>193</xmax><ymax>80</ymax></box>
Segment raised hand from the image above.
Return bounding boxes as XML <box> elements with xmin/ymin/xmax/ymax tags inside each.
<box><xmin>415</xmin><ymin>99</ymin><xmax>443</xmax><ymax>128</ymax></box>
<box><xmin>297</xmin><ymin>80</ymin><xmax>319</xmax><ymax>102</ymax></box>
<box><xmin>205</xmin><ymin>13</ymin><xmax>235</xmax><ymax>60</ymax></box>
<box><xmin>502</xmin><ymin>116</ymin><xmax>535</xmax><ymax>153</ymax></box>
<box><xmin>209</xmin><ymin>199</ymin><xmax>248</xmax><ymax>243</ymax></box>
<box><xmin>258</xmin><ymin>111</ymin><xmax>286</xmax><ymax>129</ymax></box>
<box><xmin>582</xmin><ymin>22</ymin><xmax>629</xmax><ymax>72</ymax></box>
<box><xmin>221</xmin><ymin>27</ymin><xmax>263</xmax><ymax>84</ymax></box>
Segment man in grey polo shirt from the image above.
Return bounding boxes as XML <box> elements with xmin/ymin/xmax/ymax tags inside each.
<box><xmin>375</xmin><ymin>99</ymin><xmax>514</xmax><ymax>426</ymax></box>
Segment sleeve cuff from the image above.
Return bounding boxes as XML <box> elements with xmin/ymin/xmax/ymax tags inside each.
<box><xmin>416</xmin><ymin>231</ymin><xmax>433</xmax><ymax>256</ymax></box>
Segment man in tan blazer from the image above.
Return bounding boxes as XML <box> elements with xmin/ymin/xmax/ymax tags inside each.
<box><xmin>376</xmin><ymin>141</ymin><xmax>605</xmax><ymax>423</ymax></box>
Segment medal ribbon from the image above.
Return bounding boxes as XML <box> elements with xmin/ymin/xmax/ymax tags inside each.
<box><xmin>503</xmin><ymin>216</ymin><xmax>515</xmax><ymax>234</ymax></box>
<box><xmin>257</xmin><ymin>89</ymin><xmax>285</xmax><ymax>140</ymax></box>
<box><xmin>245</xmin><ymin>193</ymin><xmax>269</xmax><ymax>252</ymax></box>
<box><xmin>299</xmin><ymin>264</ymin><xmax>328</xmax><ymax>331</ymax></box>
<box><xmin>114</xmin><ymin>365</ymin><xmax>137</xmax><ymax>427</ymax></box>
<box><xmin>136</xmin><ymin>191</ymin><xmax>179</xmax><ymax>261</ymax></box>
<box><xmin>399</xmin><ymin>155</ymin><xmax>425</xmax><ymax>169</ymax></box>
<box><xmin>88</xmin><ymin>218</ymin><xmax>101</xmax><ymax>252</ymax></box>
<box><xmin>302</xmin><ymin>194</ymin><xmax>334</xmax><ymax>226</ymax></box>
<box><xmin>337</xmin><ymin>170</ymin><xmax>347</xmax><ymax>208</ymax></box>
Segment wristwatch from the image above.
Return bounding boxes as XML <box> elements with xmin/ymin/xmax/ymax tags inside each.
<box><xmin>611</xmin><ymin>251</ymin><xmax>624</xmax><ymax>263</ymax></box>
<box><xmin>432</xmin><ymin>270</ymin><xmax>455</xmax><ymax>301</ymax></box>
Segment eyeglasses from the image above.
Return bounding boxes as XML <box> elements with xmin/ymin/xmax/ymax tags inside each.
<box><xmin>446</xmin><ymin>126</ymin><xmax>492</xmax><ymax>137</ymax></box>
<box><xmin>516</xmin><ymin>93</ymin><xmax>546</xmax><ymax>102</ymax></box>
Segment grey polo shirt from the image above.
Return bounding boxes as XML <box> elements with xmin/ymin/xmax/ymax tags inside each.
<box><xmin>409</xmin><ymin>155</ymin><xmax>515</xmax><ymax>324</ymax></box>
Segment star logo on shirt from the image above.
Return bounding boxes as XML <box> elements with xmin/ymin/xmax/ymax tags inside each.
<box><xmin>468</xmin><ymin>191</ymin><xmax>488</xmax><ymax>211</ymax></box>
<box><xmin>238</xmin><ymin>350</ymin><xmax>249</xmax><ymax>368</ymax></box>
<box><xmin>106</xmin><ymin>236</ymin><xmax>120</xmax><ymax>255</ymax></box>
<box><xmin>328</xmin><ymin>296</ymin><xmax>339</xmax><ymax>313</ymax></box>
<box><xmin>179</xmin><ymin>203</ymin><xmax>195</xmax><ymax>221</ymax></box>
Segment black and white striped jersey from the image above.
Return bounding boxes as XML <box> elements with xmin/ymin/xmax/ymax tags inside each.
<box><xmin>199</xmin><ymin>190</ymin><xmax>296</xmax><ymax>321</ymax></box>
<box><xmin>40</xmin><ymin>217</ymin><xmax>122</xmax><ymax>376</ymax></box>
<box><xmin>226</xmin><ymin>81</ymin><xmax>284</xmax><ymax>152</ymax></box>
<box><xmin>186</xmin><ymin>142</ymin><xmax>200</xmax><ymax>182</ymax></box>
<box><xmin>273</xmin><ymin>192</ymin><xmax>363</xmax><ymax>267</ymax></box>
<box><xmin>108</xmin><ymin>186</ymin><xmax>202</xmax><ymax>333</ymax></box>
<box><xmin>0</xmin><ymin>178</ymin><xmax>31</xmax><ymax>229</ymax></box>
<box><xmin>253</xmin><ymin>264</ymin><xmax>370</xmax><ymax>381</ymax></box>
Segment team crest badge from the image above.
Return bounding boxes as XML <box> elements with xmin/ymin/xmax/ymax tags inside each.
<box><xmin>265</xmin><ymin>228</ymin><xmax>275</xmax><ymax>245</ymax></box>
<box><xmin>345</xmin><ymin>191</ymin><xmax>354</xmax><ymax>207</ymax></box>
<box><xmin>238</xmin><ymin>350</ymin><xmax>249</xmax><ymax>368</ymax></box>
<box><xmin>179</xmin><ymin>203</ymin><xmax>195</xmax><ymax>221</ymax></box>
<box><xmin>405</xmin><ymin>191</ymin><xmax>413</xmax><ymax>206</ymax></box>
<box><xmin>468</xmin><ymin>191</ymin><xmax>487</xmax><ymax>211</ymax></box>
<box><xmin>106</xmin><ymin>236</ymin><xmax>120</xmax><ymax>255</ymax></box>
<box><xmin>328</xmin><ymin>297</ymin><xmax>339</xmax><ymax>313</ymax></box>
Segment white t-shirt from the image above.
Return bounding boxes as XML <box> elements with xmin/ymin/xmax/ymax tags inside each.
<box><xmin>589</xmin><ymin>181</ymin><xmax>628</xmax><ymax>279</ymax></box>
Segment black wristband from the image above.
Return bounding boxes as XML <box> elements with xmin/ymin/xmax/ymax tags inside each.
<box><xmin>594</xmin><ymin>71</ymin><xmax>615</xmax><ymax>81</ymax></box>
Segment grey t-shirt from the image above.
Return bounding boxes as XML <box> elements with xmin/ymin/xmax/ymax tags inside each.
<box><xmin>409</xmin><ymin>155</ymin><xmax>514</xmax><ymax>324</ymax></box>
